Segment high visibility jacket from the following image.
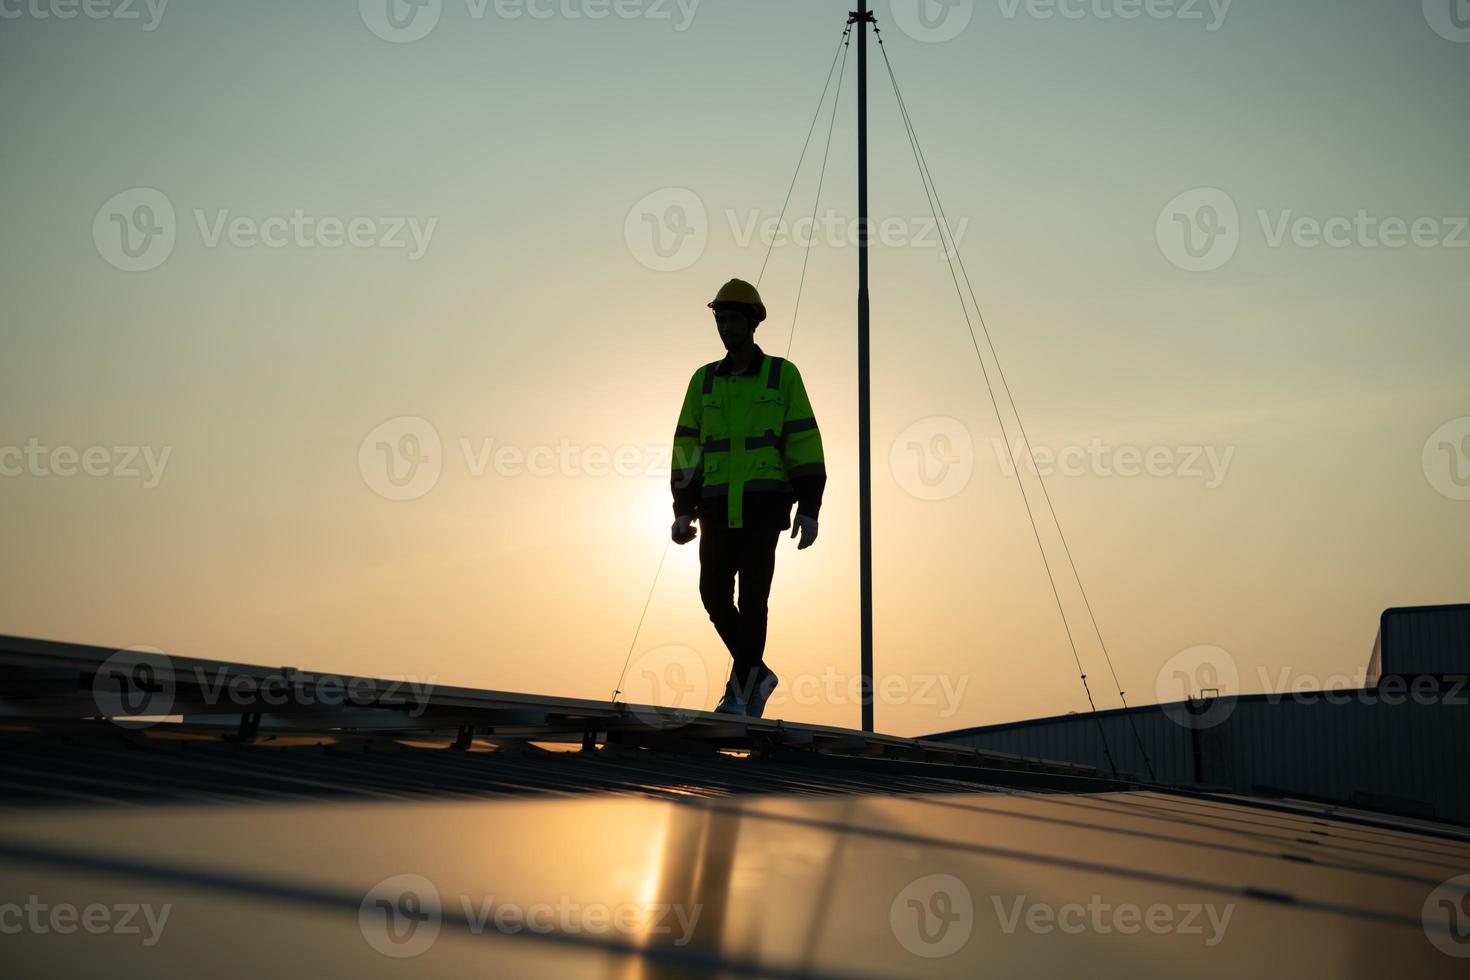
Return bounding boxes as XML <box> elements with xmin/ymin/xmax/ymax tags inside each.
<box><xmin>671</xmin><ymin>344</ymin><xmax>826</xmax><ymax>530</ymax></box>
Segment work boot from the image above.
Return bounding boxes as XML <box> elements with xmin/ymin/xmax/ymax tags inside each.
<box><xmin>748</xmin><ymin>670</ymin><xmax>780</xmax><ymax>719</ymax></box>
<box><xmin>713</xmin><ymin>685</ymin><xmax>748</xmax><ymax>715</ymax></box>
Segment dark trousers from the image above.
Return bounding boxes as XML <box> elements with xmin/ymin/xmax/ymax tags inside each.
<box><xmin>698</xmin><ymin>523</ymin><xmax>781</xmax><ymax>701</ymax></box>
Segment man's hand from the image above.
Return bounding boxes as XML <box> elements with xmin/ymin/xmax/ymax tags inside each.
<box><xmin>790</xmin><ymin>514</ymin><xmax>818</xmax><ymax>550</ymax></box>
<box><xmin>671</xmin><ymin>514</ymin><xmax>697</xmax><ymax>545</ymax></box>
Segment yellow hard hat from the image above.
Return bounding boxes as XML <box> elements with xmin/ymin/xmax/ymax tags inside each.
<box><xmin>708</xmin><ymin>278</ymin><xmax>767</xmax><ymax>323</ymax></box>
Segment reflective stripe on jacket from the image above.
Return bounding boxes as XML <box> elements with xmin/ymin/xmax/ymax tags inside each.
<box><xmin>671</xmin><ymin>346</ymin><xmax>826</xmax><ymax>529</ymax></box>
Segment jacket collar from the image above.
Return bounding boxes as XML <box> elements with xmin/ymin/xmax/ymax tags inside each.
<box><xmin>714</xmin><ymin>343</ymin><xmax>765</xmax><ymax>377</ymax></box>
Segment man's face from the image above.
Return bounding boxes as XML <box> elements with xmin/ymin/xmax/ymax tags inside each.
<box><xmin>713</xmin><ymin>306</ymin><xmax>754</xmax><ymax>351</ymax></box>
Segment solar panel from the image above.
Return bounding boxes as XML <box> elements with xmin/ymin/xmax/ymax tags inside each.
<box><xmin>2</xmin><ymin>789</ymin><xmax>1466</xmax><ymax>977</ymax></box>
<box><xmin>3</xmin><ymin>633</ymin><xmax>1468</xmax><ymax>976</ymax></box>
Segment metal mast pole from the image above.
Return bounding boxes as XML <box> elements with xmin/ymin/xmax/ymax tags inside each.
<box><xmin>851</xmin><ymin>1</ymin><xmax>875</xmax><ymax>733</ymax></box>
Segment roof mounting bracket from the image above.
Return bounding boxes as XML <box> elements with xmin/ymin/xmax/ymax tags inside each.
<box><xmin>232</xmin><ymin>712</ymin><xmax>261</xmax><ymax>744</ymax></box>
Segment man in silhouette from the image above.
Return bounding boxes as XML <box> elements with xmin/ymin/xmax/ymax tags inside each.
<box><xmin>670</xmin><ymin>279</ymin><xmax>827</xmax><ymax>717</ymax></box>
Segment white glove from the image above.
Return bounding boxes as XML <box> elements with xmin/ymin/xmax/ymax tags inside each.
<box><xmin>790</xmin><ymin>514</ymin><xmax>818</xmax><ymax>550</ymax></box>
<box><xmin>671</xmin><ymin>514</ymin><xmax>697</xmax><ymax>545</ymax></box>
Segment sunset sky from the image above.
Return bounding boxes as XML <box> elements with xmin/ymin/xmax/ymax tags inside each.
<box><xmin>2</xmin><ymin>0</ymin><xmax>1467</xmax><ymax>736</ymax></box>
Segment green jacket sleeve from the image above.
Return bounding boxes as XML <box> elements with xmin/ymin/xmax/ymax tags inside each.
<box><xmin>780</xmin><ymin>361</ymin><xmax>826</xmax><ymax>519</ymax></box>
<box><xmin>670</xmin><ymin>367</ymin><xmax>705</xmax><ymax>518</ymax></box>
